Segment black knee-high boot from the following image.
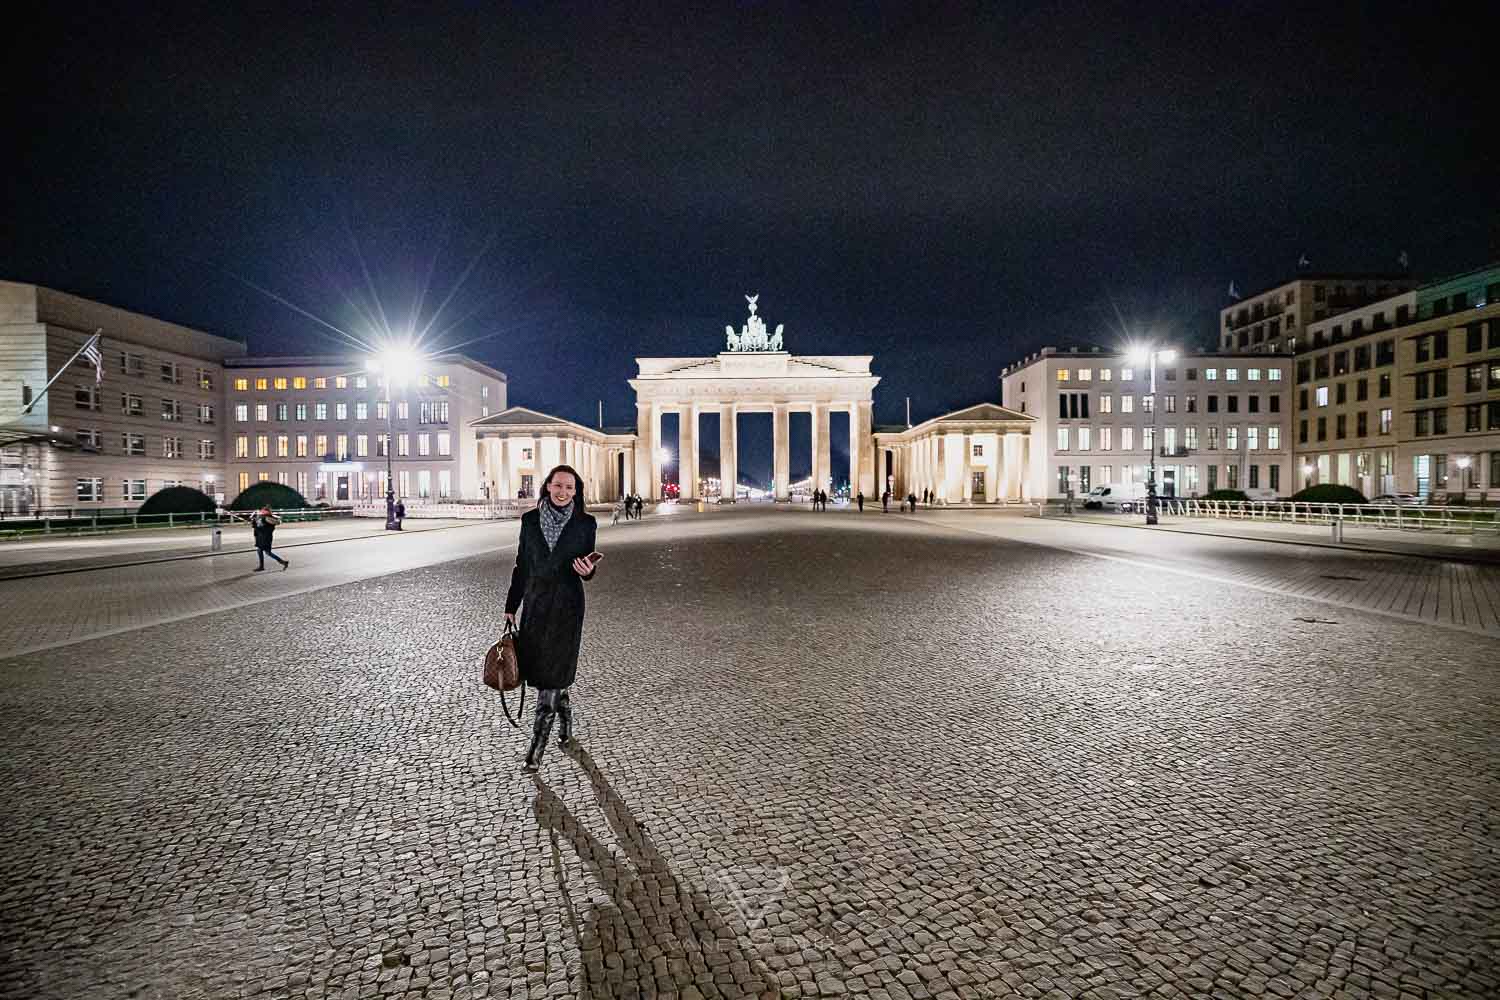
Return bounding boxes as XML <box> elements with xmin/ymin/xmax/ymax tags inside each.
<box><xmin>556</xmin><ymin>690</ymin><xmax>574</xmax><ymax>748</ymax></box>
<box><xmin>525</xmin><ymin>703</ymin><xmax>555</xmax><ymax>769</ymax></box>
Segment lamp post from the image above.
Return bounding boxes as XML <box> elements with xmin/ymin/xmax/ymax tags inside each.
<box><xmin>1128</xmin><ymin>345</ymin><xmax>1177</xmax><ymax>525</ymax></box>
<box><xmin>366</xmin><ymin>348</ymin><xmax>420</xmax><ymax>531</ymax></box>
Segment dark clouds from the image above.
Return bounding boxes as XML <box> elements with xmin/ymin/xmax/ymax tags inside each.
<box><xmin>3</xmin><ymin>0</ymin><xmax>1496</xmax><ymax>436</ymax></box>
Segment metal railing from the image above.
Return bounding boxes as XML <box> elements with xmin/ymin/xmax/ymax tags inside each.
<box><xmin>0</xmin><ymin>506</ymin><xmax>349</xmax><ymax>539</ymax></box>
<box><xmin>1151</xmin><ymin>498</ymin><xmax>1500</xmax><ymax>535</ymax></box>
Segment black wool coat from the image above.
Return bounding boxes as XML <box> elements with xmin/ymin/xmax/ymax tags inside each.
<box><xmin>504</xmin><ymin>506</ymin><xmax>597</xmax><ymax>690</ymax></box>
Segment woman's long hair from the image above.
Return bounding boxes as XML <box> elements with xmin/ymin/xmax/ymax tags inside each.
<box><xmin>539</xmin><ymin>464</ymin><xmax>587</xmax><ymax>514</ymax></box>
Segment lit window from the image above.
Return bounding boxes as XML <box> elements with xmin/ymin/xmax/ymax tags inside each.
<box><xmin>336</xmin><ymin>434</ymin><xmax>348</xmax><ymax>459</ymax></box>
<box><xmin>1077</xmin><ymin>427</ymin><xmax>1091</xmax><ymax>450</ymax></box>
<box><xmin>1247</xmin><ymin>368</ymin><xmax>1261</xmax><ymax>381</ymax></box>
<box><xmin>335</xmin><ymin>376</ymin><xmax>348</xmax><ymax>389</ymax></box>
<box><xmin>437</xmin><ymin>432</ymin><xmax>451</xmax><ymax>456</ymax></box>
<box><xmin>234</xmin><ymin>378</ymin><xmax>249</xmax><ymax>391</ymax></box>
<box><xmin>398</xmin><ymin>433</ymin><xmax>410</xmax><ymax>457</ymax></box>
<box><xmin>355</xmin><ymin>402</ymin><xmax>368</xmax><ymax>420</ymax></box>
<box><xmin>1315</xmin><ymin>386</ymin><xmax>1329</xmax><ymax>407</ymax></box>
<box><xmin>236</xmin><ymin>435</ymin><xmax>249</xmax><ymax>457</ymax></box>
<box><xmin>235</xmin><ymin>403</ymin><xmax>249</xmax><ymax>422</ymax></box>
<box><xmin>354</xmin><ymin>375</ymin><xmax>368</xmax><ymax>389</ymax></box>
<box><xmin>296</xmin><ymin>435</ymin><xmax>308</xmax><ymax>457</ymax></box>
<box><xmin>1056</xmin><ymin>370</ymin><xmax>1070</xmax><ymax>382</ymax></box>
<box><xmin>76</xmin><ymin>478</ymin><xmax>103</xmax><ymax>502</ymax></box>
<box><xmin>418</xmin><ymin>433</ymin><xmax>431</xmax><ymax>456</ymax></box>
<box><xmin>276</xmin><ymin>435</ymin><xmax>289</xmax><ymax>457</ymax></box>
<box><xmin>1226</xmin><ymin>368</ymin><xmax>1239</xmax><ymax>382</ymax></box>
<box><xmin>1121</xmin><ymin>427</ymin><xmax>1134</xmax><ymax>450</ymax></box>
<box><xmin>239</xmin><ymin>472</ymin><xmax>250</xmax><ymax>491</ymax></box>
<box><xmin>437</xmin><ymin>374</ymin><xmax>451</xmax><ymax>387</ymax></box>
<box><xmin>255</xmin><ymin>378</ymin><xmax>268</xmax><ymax>390</ymax></box>
<box><xmin>336</xmin><ymin>403</ymin><xmax>348</xmax><ymax>420</ymax></box>
<box><xmin>1121</xmin><ymin>395</ymin><xmax>1134</xmax><ymax>414</ymax></box>
<box><xmin>1267</xmin><ymin>427</ymin><xmax>1281</xmax><ymax>449</ymax></box>
<box><xmin>1247</xmin><ymin>427</ymin><xmax>1259</xmax><ymax>451</ymax></box>
<box><xmin>1099</xmin><ymin>428</ymin><xmax>1111</xmax><ymax>451</ymax></box>
<box><xmin>315</xmin><ymin>434</ymin><xmax>328</xmax><ymax>456</ymax></box>
<box><xmin>1205</xmin><ymin>368</ymin><xmax>1218</xmax><ymax>381</ymax></box>
<box><xmin>1077</xmin><ymin>369</ymin><xmax>1092</xmax><ymax>382</ymax></box>
<box><xmin>292</xmin><ymin>376</ymin><xmax>307</xmax><ymax>389</ymax></box>
<box><xmin>1268</xmin><ymin>369</ymin><xmax>1283</xmax><ymax>381</ymax></box>
<box><xmin>313</xmin><ymin>377</ymin><xmax>327</xmax><ymax>389</ymax></box>
<box><xmin>1056</xmin><ymin>427</ymin><xmax>1069</xmax><ymax>450</ymax></box>
<box><xmin>255</xmin><ymin>403</ymin><xmax>268</xmax><ymax>421</ymax></box>
<box><xmin>256</xmin><ymin>435</ymin><xmax>269</xmax><ymax>458</ymax></box>
<box><xmin>1099</xmin><ymin>369</ymin><xmax>1112</xmax><ymax>382</ymax></box>
<box><xmin>273</xmin><ymin>377</ymin><xmax>288</xmax><ymax>390</ymax></box>
<box><xmin>356</xmin><ymin>434</ymin><xmax>369</xmax><ymax>457</ymax></box>
<box><xmin>1120</xmin><ymin>368</ymin><xmax>1134</xmax><ymax>381</ymax></box>
<box><xmin>314</xmin><ymin>402</ymin><xmax>327</xmax><ymax>420</ymax></box>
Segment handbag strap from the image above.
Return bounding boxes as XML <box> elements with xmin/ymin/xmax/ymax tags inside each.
<box><xmin>498</xmin><ymin>619</ymin><xmax>524</xmax><ymax>727</ymax></box>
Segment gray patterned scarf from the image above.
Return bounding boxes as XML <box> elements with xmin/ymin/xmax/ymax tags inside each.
<box><xmin>539</xmin><ymin>498</ymin><xmax>573</xmax><ymax>551</ymax></box>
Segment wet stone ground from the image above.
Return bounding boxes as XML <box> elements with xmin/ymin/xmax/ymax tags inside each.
<box><xmin>0</xmin><ymin>509</ymin><xmax>1496</xmax><ymax>999</ymax></box>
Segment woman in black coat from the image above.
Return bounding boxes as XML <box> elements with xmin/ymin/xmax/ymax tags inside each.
<box><xmin>504</xmin><ymin>464</ymin><xmax>599</xmax><ymax>769</ymax></box>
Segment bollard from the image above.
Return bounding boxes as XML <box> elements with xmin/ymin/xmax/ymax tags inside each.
<box><xmin>211</xmin><ymin>527</ymin><xmax>223</xmax><ymax>551</ymax></box>
<box><xmin>1330</xmin><ymin>519</ymin><xmax>1343</xmax><ymax>543</ymax></box>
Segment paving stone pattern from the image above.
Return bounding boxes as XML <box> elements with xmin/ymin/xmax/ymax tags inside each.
<box><xmin>0</xmin><ymin>509</ymin><xmax>1496</xmax><ymax>999</ymax></box>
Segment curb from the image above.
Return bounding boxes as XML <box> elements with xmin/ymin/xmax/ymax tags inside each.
<box><xmin>0</xmin><ymin>520</ymin><xmax>496</xmax><ymax>582</ymax></box>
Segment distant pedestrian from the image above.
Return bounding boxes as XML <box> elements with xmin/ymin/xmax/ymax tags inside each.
<box><xmin>251</xmin><ymin>506</ymin><xmax>289</xmax><ymax>571</ymax></box>
<box><xmin>907</xmin><ymin>492</ymin><xmax>917</xmax><ymax>513</ymax></box>
<box><xmin>612</xmin><ymin>498</ymin><xmax>624</xmax><ymax>525</ymax></box>
<box><xmin>856</xmin><ymin>491</ymin><xmax>864</xmax><ymax>512</ymax></box>
<box><xmin>506</xmin><ymin>464</ymin><xmax>601</xmax><ymax>771</ymax></box>
<box><xmin>395</xmin><ymin>499</ymin><xmax>406</xmax><ymax>530</ymax></box>
<box><xmin>881</xmin><ymin>489</ymin><xmax>890</xmax><ymax>512</ymax></box>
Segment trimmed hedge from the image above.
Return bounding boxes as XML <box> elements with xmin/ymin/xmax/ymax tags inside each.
<box><xmin>1202</xmin><ymin>489</ymin><xmax>1250</xmax><ymax>502</ymax></box>
<box><xmin>137</xmin><ymin>485</ymin><xmax>218</xmax><ymax>516</ymax></box>
<box><xmin>1291</xmin><ymin>484</ymin><xmax>1367</xmax><ymax>505</ymax></box>
<box><xmin>228</xmin><ymin>482</ymin><xmax>309</xmax><ymax>511</ymax></box>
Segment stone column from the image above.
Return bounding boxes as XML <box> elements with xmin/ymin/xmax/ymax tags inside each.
<box><xmin>812</xmin><ymin>403</ymin><xmax>831</xmax><ymax>493</ymax></box>
<box><xmin>985</xmin><ymin>436</ymin><xmax>998</xmax><ymax>503</ymax></box>
<box><xmin>719</xmin><ymin>404</ymin><xmax>737</xmax><ymax>501</ymax></box>
<box><xmin>635</xmin><ymin>402</ymin><xmax>653</xmax><ymax>501</ymax></box>
<box><xmin>855</xmin><ymin>400</ymin><xmax>875</xmax><ymax>497</ymax></box>
<box><xmin>497</xmin><ymin>437</ymin><xmax>511</xmax><ymax>500</ymax></box>
<box><xmin>962</xmin><ymin>433</ymin><xmax>973</xmax><ymax>502</ymax></box>
<box><xmin>773</xmin><ymin>404</ymin><xmax>791</xmax><ymax>500</ymax></box>
<box><xmin>680</xmin><ymin>404</ymin><xmax>697</xmax><ymax>501</ymax></box>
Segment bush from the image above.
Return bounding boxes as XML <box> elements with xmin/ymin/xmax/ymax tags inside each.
<box><xmin>137</xmin><ymin>485</ymin><xmax>218</xmax><ymax>516</ymax></box>
<box><xmin>1291</xmin><ymin>484</ymin><xmax>1366</xmax><ymax>505</ymax></box>
<box><xmin>1202</xmin><ymin>489</ymin><xmax>1249</xmax><ymax>502</ymax></box>
<box><xmin>228</xmin><ymin>482</ymin><xmax>309</xmax><ymax>511</ymax></box>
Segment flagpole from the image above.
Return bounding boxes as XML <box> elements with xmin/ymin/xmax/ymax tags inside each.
<box><xmin>19</xmin><ymin>331</ymin><xmax>101</xmax><ymax>416</ymax></box>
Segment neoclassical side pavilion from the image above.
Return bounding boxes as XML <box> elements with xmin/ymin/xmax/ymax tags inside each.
<box><xmin>629</xmin><ymin>296</ymin><xmax>881</xmax><ymax>501</ymax></box>
<box><xmin>873</xmin><ymin>403</ymin><xmax>1036</xmax><ymax>503</ymax></box>
<box><xmin>470</xmin><ymin>407</ymin><xmax>636</xmax><ymax>503</ymax></box>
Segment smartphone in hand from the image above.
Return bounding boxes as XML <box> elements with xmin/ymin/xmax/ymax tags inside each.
<box><xmin>587</xmin><ymin>551</ymin><xmax>604</xmax><ymax>564</ymax></box>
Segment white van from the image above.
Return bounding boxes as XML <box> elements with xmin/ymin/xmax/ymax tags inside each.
<box><xmin>1083</xmin><ymin>482</ymin><xmax>1148</xmax><ymax>512</ymax></box>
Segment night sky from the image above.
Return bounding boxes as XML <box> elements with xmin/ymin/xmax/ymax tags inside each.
<box><xmin>4</xmin><ymin>2</ymin><xmax>1496</xmax><ymax>483</ymax></box>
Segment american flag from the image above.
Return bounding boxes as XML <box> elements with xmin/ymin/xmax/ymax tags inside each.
<box><xmin>81</xmin><ymin>331</ymin><xmax>103</xmax><ymax>384</ymax></box>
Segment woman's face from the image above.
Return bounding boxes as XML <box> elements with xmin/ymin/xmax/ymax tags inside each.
<box><xmin>546</xmin><ymin>471</ymin><xmax>577</xmax><ymax>506</ymax></box>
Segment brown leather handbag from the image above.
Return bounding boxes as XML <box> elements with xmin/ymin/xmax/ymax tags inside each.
<box><xmin>482</xmin><ymin>622</ymin><xmax>526</xmax><ymax>726</ymax></box>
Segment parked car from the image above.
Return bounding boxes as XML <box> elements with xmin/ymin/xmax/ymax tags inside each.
<box><xmin>1371</xmin><ymin>493</ymin><xmax>1420</xmax><ymax>505</ymax></box>
<box><xmin>1084</xmin><ymin>482</ymin><xmax>1148</xmax><ymax>512</ymax></box>
<box><xmin>1241</xmin><ymin>487</ymin><xmax>1280</xmax><ymax>502</ymax></box>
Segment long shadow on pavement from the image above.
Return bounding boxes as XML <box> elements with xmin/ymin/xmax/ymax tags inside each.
<box><xmin>532</xmin><ymin>748</ymin><xmax>779</xmax><ymax>999</ymax></box>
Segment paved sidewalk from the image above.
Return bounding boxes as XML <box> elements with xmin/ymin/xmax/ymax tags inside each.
<box><xmin>0</xmin><ymin>518</ymin><xmax>477</xmax><ymax>579</ymax></box>
<box><xmin>1063</xmin><ymin>510</ymin><xmax>1500</xmax><ymax>563</ymax></box>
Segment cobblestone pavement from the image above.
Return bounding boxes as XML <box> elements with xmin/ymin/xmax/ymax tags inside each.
<box><xmin>1</xmin><ymin>507</ymin><xmax>1496</xmax><ymax>999</ymax></box>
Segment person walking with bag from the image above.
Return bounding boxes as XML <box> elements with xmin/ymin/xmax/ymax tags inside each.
<box><xmin>505</xmin><ymin>464</ymin><xmax>600</xmax><ymax>771</ymax></box>
<box><xmin>250</xmin><ymin>505</ymin><xmax>290</xmax><ymax>571</ymax></box>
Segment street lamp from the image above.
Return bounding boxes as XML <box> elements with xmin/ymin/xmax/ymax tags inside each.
<box><xmin>1456</xmin><ymin>455</ymin><xmax>1472</xmax><ymax>490</ymax></box>
<box><xmin>366</xmin><ymin>347</ymin><xmax>422</xmax><ymax>530</ymax></box>
<box><xmin>1127</xmin><ymin>344</ymin><xmax>1177</xmax><ymax>525</ymax></box>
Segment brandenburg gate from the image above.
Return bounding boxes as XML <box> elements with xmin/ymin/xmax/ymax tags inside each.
<box><xmin>629</xmin><ymin>296</ymin><xmax>880</xmax><ymax>501</ymax></box>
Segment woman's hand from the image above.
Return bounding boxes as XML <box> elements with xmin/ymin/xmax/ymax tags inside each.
<box><xmin>571</xmin><ymin>555</ymin><xmax>596</xmax><ymax>577</ymax></box>
<box><xmin>504</xmin><ymin>612</ymin><xmax>516</xmax><ymax>625</ymax></box>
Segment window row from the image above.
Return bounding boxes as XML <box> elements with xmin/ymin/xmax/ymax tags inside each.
<box><xmin>233</xmin><ymin>431</ymin><xmax>452</xmax><ymax>460</ymax></box>
<box><xmin>231</xmin><ymin>374</ymin><xmax>453</xmax><ymax>391</ymax></box>
<box><xmin>72</xmin><ymin>386</ymin><xmax>215</xmax><ymax>423</ymax></box>
<box><xmin>1057</xmin><ymin>463</ymin><xmax>1280</xmax><ymax>495</ymax></box>
<box><xmin>1054</xmin><ymin>425</ymin><xmax>1282</xmax><ymax>453</ymax></box>
<box><xmin>1056</xmin><ymin>366</ymin><xmax>1282</xmax><ymax>384</ymax></box>
<box><xmin>1298</xmin><ymin>410</ymin><xmax>1395</xmax><ymax>443</ymax></box>
<box><xmin>80</xmin><ymin>432</ymin><xmax>217</xmax><ymax>459</ymax></box>
<box><xmin>231</xmin><ymin>400</ymin><xmax>449</xmax><ymax>424</ymax></box>
<box><xmin>1302</xmin><ymin>374</ymin><xmax>1394</xmax><ymax>408</ymax></box>
<box><xmin>232</xmin><ymin>468</ymin><xmax>454</xmax><ymax>501</ymax></box>
<box><xmin>116</xmin><ymin>354</ymin><xmax>216</xmax><ymax>390</ymax></box>
<box><xmin>1058</xmin><ymin>393</ymin><xmax>1281</xmax><ymax>417</ymax></box>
